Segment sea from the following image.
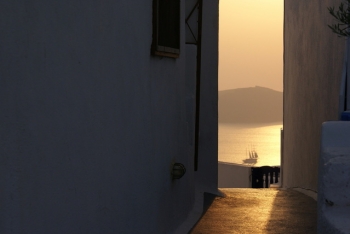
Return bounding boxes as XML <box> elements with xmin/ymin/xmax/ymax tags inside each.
<box><xmin>218</xmin><ymin>122</ymin><xmax>283</xmax><ymax>167</ymax></box>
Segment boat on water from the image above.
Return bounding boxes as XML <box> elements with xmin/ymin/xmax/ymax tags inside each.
<box><xmin>242</xmin><ymin>146</ymin><xmax>258</xmax><ymax>164</ymax></box>
<box><xmin>249</xmin><ymin>149</ymin><xmax>258</xmax><ymax>159</ymax></box>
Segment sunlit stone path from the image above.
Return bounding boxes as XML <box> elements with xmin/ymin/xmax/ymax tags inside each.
<box><xmin>190</xmin><ymin>189</ymin><xmax>317</xmax><ymax>234</ymax></box>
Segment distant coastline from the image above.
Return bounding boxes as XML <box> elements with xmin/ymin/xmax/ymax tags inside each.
<box><xmin>219</xmin><ymin>86</ymin><xmax>283</xmax><ymax>124</ymax></box>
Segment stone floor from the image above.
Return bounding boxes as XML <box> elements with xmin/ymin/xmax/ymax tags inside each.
<box><xmin>190</xmin><ymin>188</ymin><xmax>317</xmax><ymax>234</ymax></box>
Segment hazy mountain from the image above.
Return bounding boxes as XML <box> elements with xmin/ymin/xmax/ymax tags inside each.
<box><xmin>219</xmin><ymin>86</ymin><xmax>283</xmax><ymax>123</ymax></box>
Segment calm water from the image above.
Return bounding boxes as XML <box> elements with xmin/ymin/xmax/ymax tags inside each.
<box><xmin>218</xmin><ymin>122</ymin><xmax>283</xmax><ymax>166</ymax></box>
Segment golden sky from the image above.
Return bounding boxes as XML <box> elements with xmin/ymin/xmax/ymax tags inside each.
<box><xmin>219</xmin><ymin>0</ymin><xmax>283</xmax><ymax>91</ymax></box>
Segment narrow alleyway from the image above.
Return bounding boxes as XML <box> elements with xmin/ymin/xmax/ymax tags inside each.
<box><xmin>190</xmin><ymin>188</ymin><xmax>317</xmax><ymax>234</ymax></box>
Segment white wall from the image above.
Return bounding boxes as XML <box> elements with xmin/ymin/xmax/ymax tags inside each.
<box><xmin>195</xmin><ymin>0</ymin><xmax>219</xmax><ymax>193</ymax></box>
<box><xmin>218</xmin><ymin>162</ymin><xmax>251</xmax><ymax>188</ymax></box>
<box><xmin>0</xmin><ymin>1</ymin><xmax>218</xmax><ymax>233</ymax></box>
<box><xmin>318</xmin><ymin>122</ymin><xmax>350</xmax><ymax>233</ymax></box>
<box><xmin>283</xmin><ymin>0</ymin><xmax>346</xmax><ymax>191</ymax></box>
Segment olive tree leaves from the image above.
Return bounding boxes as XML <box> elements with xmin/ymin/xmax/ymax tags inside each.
<box><xmin>328</xmin><ymin>0</ymin><xmax>350</xmax><ymax>37</ymax></box>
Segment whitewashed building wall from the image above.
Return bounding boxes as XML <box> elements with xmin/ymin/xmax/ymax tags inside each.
<box><xmin>283</xmin><ymin>0</ymin><xmax>345</xmax><ymax>192</ymax></box>
<box><xmin>0</xmin><ymin>1</ymin><xmax>218</xmax><ymax>233</ymax></box>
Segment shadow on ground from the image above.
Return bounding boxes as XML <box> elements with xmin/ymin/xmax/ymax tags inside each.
<box><xmin>190</xmin><ymin>189</ymin><xmax>316</xmax><ymax>234</ymax></box>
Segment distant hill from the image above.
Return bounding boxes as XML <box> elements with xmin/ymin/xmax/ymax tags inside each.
<box><xmin>219</xmin><ymin>86</ymin><xmax>283</xmax><ymax>123</ymax></box>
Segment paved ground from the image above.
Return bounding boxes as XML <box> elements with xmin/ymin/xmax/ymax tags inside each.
<box><xmin>190</xmin><ymin>188</ymin><xmax>317</xmax><ymax>234</ymax></box>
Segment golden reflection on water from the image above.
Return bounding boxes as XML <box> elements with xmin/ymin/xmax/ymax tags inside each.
<box><xmin>218</xmin><ymin>123</ymin><xmax>283</xmax><ymax>166</ymax></box>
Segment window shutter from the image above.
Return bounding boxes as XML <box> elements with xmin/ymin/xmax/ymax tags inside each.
<box><xmin>152</xmin><ymin>0</ymin><xmax>180</xmax><ymax>58</ymax></box>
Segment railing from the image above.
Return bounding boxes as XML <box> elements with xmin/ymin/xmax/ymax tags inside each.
<box><xmin>251</xmin><ymin>166</ymin><xmax>280</xmax><ymax>188</ymax></box>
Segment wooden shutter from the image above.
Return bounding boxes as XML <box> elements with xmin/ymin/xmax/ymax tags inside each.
<box><xmin>152</xmin><ymin>0</ymin><xmax>180</xmax><ymax>58</ymax></box>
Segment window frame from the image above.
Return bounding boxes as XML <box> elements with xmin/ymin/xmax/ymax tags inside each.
<box><xmin>151</xmin><ymin>0</ymin><xmax>181</xmax><ymax>58</ymax></box>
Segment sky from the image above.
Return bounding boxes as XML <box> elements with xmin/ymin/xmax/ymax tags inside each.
<box><xmin>219</xmin><ymin>0</ymin><xmax>284</xmax><ymax>91</ymax></box>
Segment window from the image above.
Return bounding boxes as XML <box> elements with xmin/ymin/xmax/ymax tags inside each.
<box><xmin>152</xmin><ymin>0</ymin><xmax>180</xmax><ymax>58</ymax></box>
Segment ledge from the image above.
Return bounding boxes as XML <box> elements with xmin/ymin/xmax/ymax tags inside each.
<box><xmin>323</xmin><ymin>206</ymin><xmax>350</xmax><ymax>234</ymax></box>
<box><xmin>318</xmin><ymin>121</ymin><xmax>350</xmax><ymax>234</ymax></box>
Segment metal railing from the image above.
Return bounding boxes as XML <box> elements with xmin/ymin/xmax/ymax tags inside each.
<box><xmin>251</xmin><ymin>166</ymin><xmax>280</xmax><ymax>188</ymax></box>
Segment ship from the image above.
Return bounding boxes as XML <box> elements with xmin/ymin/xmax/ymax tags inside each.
<box><xmin>242</xmin><ymin>146</ymin><xmax>258</xmax><ymax>164</ymax></box>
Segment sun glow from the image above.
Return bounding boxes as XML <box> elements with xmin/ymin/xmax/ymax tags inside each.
<box><xmin>219</xmin><ymin>0</ymin><xmax>284</xmax><ymax>91</ymax></box>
